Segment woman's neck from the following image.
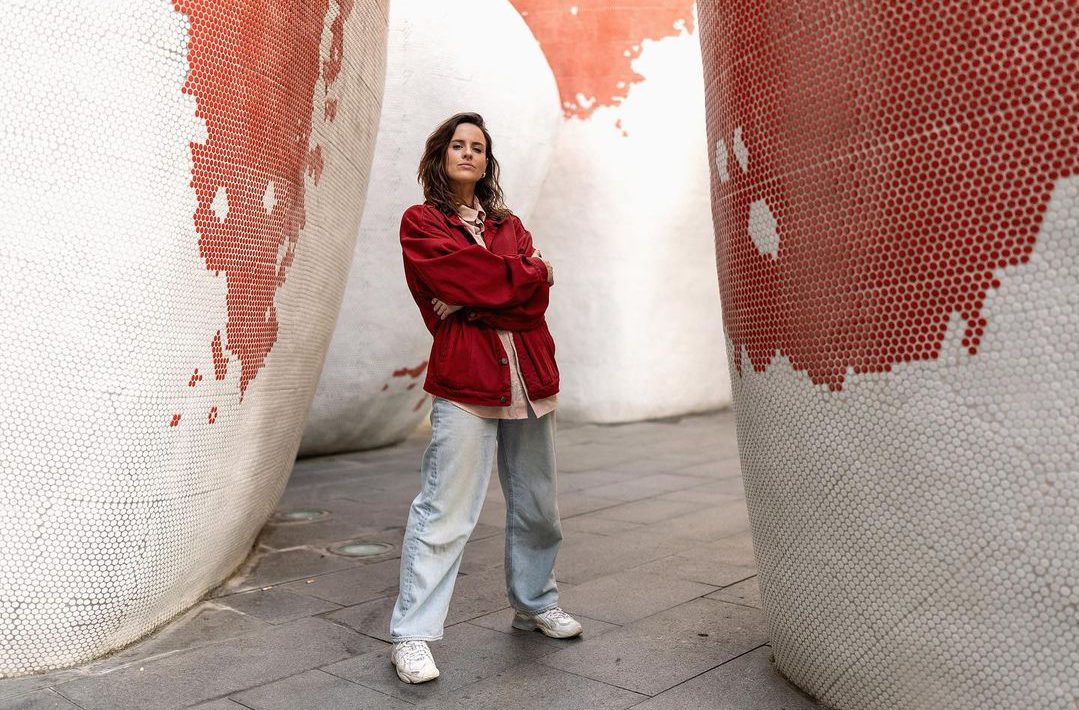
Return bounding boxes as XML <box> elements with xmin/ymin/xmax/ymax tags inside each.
<box><xmin>452</xmin><ymin>183</ymin><xmax>475</xmax><ymax>208</ymax></box>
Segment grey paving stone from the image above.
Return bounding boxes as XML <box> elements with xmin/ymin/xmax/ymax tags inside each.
<box><xmin>697</xmin><ymin>530</ymin><xmax>759</xmax><ymax>569</ymax></box>
<box><xmin>213</xmin><ymin>547</ymin><xmax>362</xmax><ymax>596</ymax></box>
<box><xmin>640</xmin><ymin>446</ymin><xmax>731</xmax><ymax>471</ymax></box>
<box><xmin>556</xmin><ymin>443</ymin><xmax>644</xmax><ymax>473</ymax></box>
<box><xmin>217</xmin><ymin>587</ymin><xmax>342</xmax><ymax>625</ymax></box>
<box><xmin>324</xmin><ymin>595</ymin><xmax>397</xmax><ymax>642</ymax></box>
<box><xmin>232</xmin><ymin>668</ymin><xmax>411</xmax><ymax>710</ymax></box>
<box><xmin>2</xmin><ymin>689</ymin><xmax>83</xmax><ymax>709</ymax></box>
<box><xmin>258</xmin><ymin>497</ymin><xmax>406</xmax><ymax>550</ymax></box>
<box><xmin>457</xmin><ymin>531</ymin><xmax>507</xmax><ymax>575</ymax></box>
<box><xmin>539</xmin><ymin>598</ymin><xmax>769</xmax><ymax>696</ymax></box>
<box><xmin>591</xmin><ymin>498</ymin><xmax>709</xmax><ymax>525</ymax></box>
<box><xmin>678</xmin><ymin>477</ymin><xmax>748</xmax><ymax>497</ymax></box>
<box><xmin>443</xmin><ymin>567</ymin><xmax>516</xmax><ymax>626</ymax></box>
<box><xmin>558</xmin><ymin>570</ymin><xmax>717</xmax><ymax>624</ymax></box>
<box><xmin>633</xmin><ymin>472</ymin><xmax>715</xmax><ymax>492</ymax></box>
<box><xmin>673</xmin><ymin>456</ymin><xmax>743</xmax><ymax>479</ymax></box>
<box><xmin>52</xmin><ymin>617</ymin><xmax>383</xmax><ymax>710</ymax></box>
<box><xmin>415</xmin><ymin>660</ymin><xmax>645</xmax><ymax>709</ymax></box>
<box><xmin>631</xmin><ymin>646</ymin><xmax>824</xmax><ymax>709</ymax></box>
<box><xmin>555</xmin><ymin>493</ymin><xmax>623</xmax><ymax>517</ymax></box>
<box><xmin>656</xmin><ymin>487</ymin><xmax>745</xmax><ymax>505</ymax></box>
<box><xmin>0</xmin><ymin>670</ymin><xmax>86</xmax><ymax>702</ymax></box>
<box><xmin>559</xmin><ymin>514</ymin><xmax>643</xmax><ymax>536</ymax></box>
<box><xmin>465</xmin><ymin>607</ymin><xmax>621</xmax><ymax>647</ymax></box>
<box><xmin>557</xmin><ymin>470</ymin><xmax>635</xmax><ymax>492</ymax></box>
<box><xmin>185</xmin><ymin>699</ymin><xmax>250</xmax><ymax>709</ymax></box>
<box><xmin>476</xmin><ymin>499</ymin><xmax>508</xmax><ymax>528</ymax></box>
<box><xmin>596</xmin><ymin>458</ymin><xmax>694</xmax><ymax>478</ymax></box>
<box><xmin>323</xmin><ymin>620</ymin><xmax>552</xmax><ymax>705</ymax></box>
<box><xmin>630</xmin><ymin>550</ymin><xmax>756</xmax><ymax>588</ymax></box>
<box><xmin>554</xmin><ymin>526</ymin><xmax>700</xmax><ymax>585</ymax></box>
<box><xmin>706</xmin><ymin>577</ymin><xmax>762</xmax><ymax>609</ymax></box>
<box><xmin>644</xmin><ymin>500</ymin><xmax>751</xmax><ymax>543</ymax></box>
<box><xmin>575</xmin><ymin>479</ymin><xmax>685</xmax><ymax>503</ymax></box>
<box><xmin>278</xmin><ymin>556</ymin><xmax>402</xmax><ymax>606</ymax></box>
<box><xmin>467</xmin><ymin>522</ymin><xmax>504</xmax><ymax>541</ymax></box>
<box><xmin>73</xmin><ymin>604</ymin><xmax>273</xmax><ymax>678</ymax></box>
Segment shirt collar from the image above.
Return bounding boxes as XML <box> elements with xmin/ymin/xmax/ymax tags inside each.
<box><xmin>456</xmin><ymin>195</ymin><xmax>486</xmax><ymax>225</ymax></box>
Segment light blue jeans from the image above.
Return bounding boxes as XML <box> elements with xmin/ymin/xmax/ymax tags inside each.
<box><xmin>389</xmin><ymin>396</ymin><xmax>563</xmax><ymax>642</ymax></box>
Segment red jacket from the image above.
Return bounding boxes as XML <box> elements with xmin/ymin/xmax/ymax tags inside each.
<box><xmin>400</xmin><ymin>203</ymin><xmax>560</xmax><ymax>406</ymax></box>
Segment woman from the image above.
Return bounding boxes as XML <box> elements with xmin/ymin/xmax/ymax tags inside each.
<box><xmin>388</xmin><ymin>112</ymin><xmax>582</xmax><ymax>684</ymax></box>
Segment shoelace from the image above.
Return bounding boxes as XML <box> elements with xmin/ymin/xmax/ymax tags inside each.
<box><xmin>397</xmin><ymin>641</ymin><xmax>432</xmax><ymax>665</ymax></box>
<box><xmin>539</xmin><ymin>607</ymin><xmax>572</xmax><ymax>623</ymax></box>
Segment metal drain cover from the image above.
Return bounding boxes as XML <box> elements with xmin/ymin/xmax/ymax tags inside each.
<box><xmin>269</xmin><ymin>509</ymin><xmax>330</xmax><ymax>524</ymax></box>
<box><xmin>329</xmin><ymin>541</ymin><xmax>392</xmax><ymax>558</ymax></box>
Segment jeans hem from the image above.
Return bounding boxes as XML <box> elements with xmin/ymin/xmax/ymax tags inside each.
<box><xmin>515</xmin><ymin>601</ymin><xmax>561</xmax><ymax>616</ymax></box>
<box><xmin>390</xmin><ymin>634</ymin><xmax>444</xmax><ymax>643</ymax></box>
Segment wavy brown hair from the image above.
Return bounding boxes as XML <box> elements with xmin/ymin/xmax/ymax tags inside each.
<box><xmin>417</xmin><ymin>112</ymin><xmax>512</xmax><ymax>222</ymax></box>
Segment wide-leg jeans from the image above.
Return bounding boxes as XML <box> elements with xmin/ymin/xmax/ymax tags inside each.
<box><xmin>389</xmin><ymin>396</ymin><xmax>563</xmax><ymax>642</ymax></box>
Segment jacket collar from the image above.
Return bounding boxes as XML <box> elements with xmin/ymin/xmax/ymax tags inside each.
<box><xmin>457</xmin><ymin>195</ymin><xmax>486</xmax><ymax>225</ymax></box>
<box><xmin>428</xmin><ymin>202</ymin><xmax>504</xmax><ymax>228</ymax></box>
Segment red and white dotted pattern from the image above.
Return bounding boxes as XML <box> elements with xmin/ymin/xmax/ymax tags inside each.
<box><xmin>0</xmin><ymin>1</ymin><xmax>387</xmax><ymax>676</ymax></box>
<box><xmin>700</xmin><ymin>2</ymin><xmax>1078</xmax><ymax>707</ymax></box>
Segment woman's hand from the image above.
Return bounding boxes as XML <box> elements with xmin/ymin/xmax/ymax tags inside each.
<box><xmin>532</xmin><ymin>249</ymin><xmax>554</xmax><ymax>286</ymax></box>
<box><xmin>431</xmin><ymin>298</ymin><xmax>463</xmax><ymax>320</ymax></box>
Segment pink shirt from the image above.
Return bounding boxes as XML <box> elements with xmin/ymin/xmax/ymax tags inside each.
<box><xmin>445</xmin><ymin>197</ymin><xmax>558</xmax><ymax>420</ymax></box>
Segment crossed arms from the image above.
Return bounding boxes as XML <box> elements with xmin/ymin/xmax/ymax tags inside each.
<box><xmin>399</xmin><ymin>206</ymin><xmax>555</xmax><ymax>333</ymax></box>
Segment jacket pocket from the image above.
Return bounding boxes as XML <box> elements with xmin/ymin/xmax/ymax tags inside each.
<box><xmin>523</xmin><ymin>324</ymin><xmax>559</xmax><ymax>383</ymax></box>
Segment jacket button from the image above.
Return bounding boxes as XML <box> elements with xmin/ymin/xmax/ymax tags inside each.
<box><xmin>500</xmin><ymin>357</ymin><xmax>508</xmax><ymax>365</ymax></box>
<box><xmin>500</xmin><ymin>395</ymin><xmax>508</xmax><ymax>403</ymax></box>
<box><xmin>467</xmin><ymin>311</ymin><xmax>477</xmax><ymax>320</ymax></box>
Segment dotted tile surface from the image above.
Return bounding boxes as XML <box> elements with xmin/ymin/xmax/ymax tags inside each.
<box><xmin>699</xmin><ymin>2</ymin><xmax>1078</xmax><ymax>708</ymax></box>
<box><xmin>0</xmin><ymin>0</ymin><xmax>387</xmax><ymax>676</ymax></box>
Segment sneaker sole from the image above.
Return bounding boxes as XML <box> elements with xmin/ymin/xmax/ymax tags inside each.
<box><xmin>511</xmin><ymin>617</ymin><xmax>583</xmax><ymax>639</ymax></box>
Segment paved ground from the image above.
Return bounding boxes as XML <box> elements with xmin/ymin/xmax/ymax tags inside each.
<box><xmin>0</xmin><ymin>409</ymin><xmax>825</xmax><ymax>710</ymax></box>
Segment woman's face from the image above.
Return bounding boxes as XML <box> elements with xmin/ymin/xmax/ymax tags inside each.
<box><xmin>443</xmin><ymin>123</ymin><xmax>488</xmax><ymax>190</ymax></box>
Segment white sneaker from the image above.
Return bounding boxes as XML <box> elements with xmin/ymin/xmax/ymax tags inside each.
<box><xmin>390</xmin><ymin>640</ymin><xmax>440</xmax><ymax>683</ymax></box>
<box><xmin>511</xmin><ymin>607</ymin><xmax>583</xmax><ymax>638</ymax></box>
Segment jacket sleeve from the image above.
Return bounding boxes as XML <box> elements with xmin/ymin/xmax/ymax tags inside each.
<box><xmin>465</xmin><ymin>216</ymin><xmax>550</xmax><ymax>331</ymax></box>
<box><xmin>400</xmin><ymin>206</ymin><xmax>549</xmax><ymax>309</ymax></box>
<box><xmin>465</xmin><ymin>287</ymin><xmax>549</xmax><ymax>331</ymax></box>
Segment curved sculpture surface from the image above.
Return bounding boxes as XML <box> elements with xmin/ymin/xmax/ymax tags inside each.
<box><xmin>0</xmin><ymin>1</ymin><xmax>387</xmax><ymax>675</ymax></box>
<box><xmin>300</xmin><ymin>0</ymin><xmax>560</xmax><ymax>456</ymax></box>
<box><xmin>699</xmin><ymin>2</ymin><xmax>1079</xmax><ymax>708</ymax></box>
<box><xmin>514</xmin><ymin>1</ymin><xmax>731</xmax><ymax>422</ymax></box>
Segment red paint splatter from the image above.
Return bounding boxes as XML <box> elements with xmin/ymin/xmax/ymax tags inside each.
<box><xmin>324</xmin><ymin>98</ymin><xmax>338</xmax><ymax>122</ymax></box>
<box><xmin>307</xmin><ymin>145</ymin><xmax>325</xmax><ymax>185</ymax></box>
<box><xmin>208</xmin><ymin>406</ymin><xmax>218</xmax><ymax>424</ymax></box>
<box><xmin>413</xmin><ymin>396</ymin><xmax>428</xmax><ymax>412</ymax></box>
<box><xmin>700</xmin><ymin>1</ymin><xmax>1079</xmax><ymax>390</ymax></box>
<box><xmin>511</xmin><ymin>1</ymin><xmax>694</xmax><ymax>119</ymax></box>
<box><xmin>211</xmin><ymin>330</ymin><xmax>228</xmax><ymax>381</ymax></box>
<box><xmin>380</xmin><ymin>383</ymin><xmax>389</xmax><ymax>391</ymax></box>
<box><xmin>188</xmin><ymin>368</ymin><xmax>203</xmax><ymax>387</ymax></box>
<box><xmin>393</xmin><ymin>361</ymin><xmax>428</xmax><ymax>379</ymax></box>
<box><xmin>170</xmin><ymin>414</ymin><xmax>182</xmax><ymax>427</ymax></box>
<box><xmin>323</xmin><ymin>0</ymin><xmax>352</xmax><ymax>89</ymax></box>
<box><xmin>174</xmin><ymin>0</ymin><xmax>352</xmax><ymax>402</ymax></box>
